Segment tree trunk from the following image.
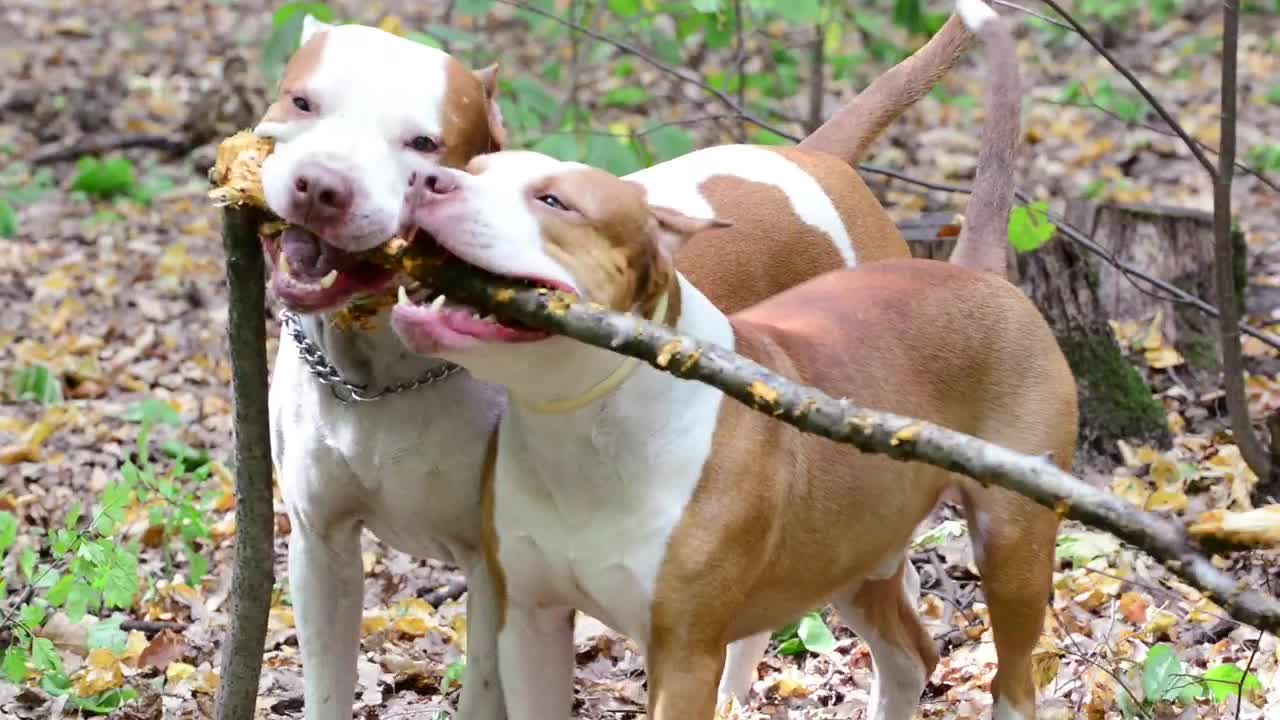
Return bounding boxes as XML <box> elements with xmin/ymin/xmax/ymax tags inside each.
<box><xmin>215</xmin><ymin>207</ymin><xmax>276</xmax><ymax>720</ymax></box>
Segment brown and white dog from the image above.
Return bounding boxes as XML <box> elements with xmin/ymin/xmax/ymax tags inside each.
<box><xmin>253</xmin><ymin>11</ymin><xmax>976</xmax><ymax>720</ymax></box>
<box><xmin>389</xmin><ymin>2</ymin><xmax>1075</xmax><ymax>719</ymax></box>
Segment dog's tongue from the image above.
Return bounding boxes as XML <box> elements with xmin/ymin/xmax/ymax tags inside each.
<box><xmin>281</xmin><ymin>226</ymin><xmax>339</xmax><ymax>279</ymax></box>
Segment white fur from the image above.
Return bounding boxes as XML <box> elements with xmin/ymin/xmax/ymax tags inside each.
<box><xmin>271</xmin><ymin>318</ymin><xmax>510</xmax><ymax>720</ymax></box>
<box><xmin>956</xmin><ymin>0</ymin><xmax>999</xmax><ymax>31</ymax></box>
<box><xmin>834</xmin><ymin>567</ymin><xmax>929</xmax><ymax>720</ymax></box>
<box><xmin>255</xmin><ymin>24</ymin><xmax>454</xmax><ymax>250</ymax></box>
<box><xmin>625</xmin><ymin>144</ymin><xmax>858</xmax><ymax>266</ymax></box>
<box><xmin>300</xmin><ymin>14</ymin><xmax>332</xmax><ymax>45</ymax></box>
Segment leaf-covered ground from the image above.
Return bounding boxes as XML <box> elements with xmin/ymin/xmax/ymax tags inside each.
<box><xmin>2</xmin><ymin>0</ymin><xmax>1280</xmax><ymax>717</ymax></box>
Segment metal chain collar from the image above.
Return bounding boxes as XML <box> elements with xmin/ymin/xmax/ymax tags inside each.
<box><xmin>280</xmin><ymin>310</ymin><xmax>463</xmax><ymax>403</ymax></box>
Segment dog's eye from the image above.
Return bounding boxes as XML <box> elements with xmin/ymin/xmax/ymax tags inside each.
<box><xmin>537</xmin><ymin>194</ymin><xmax>569</xmax><ymax>211</ymax></box>
<box><xmin>292</xmin><ymin>96</ymin><xmax>311</xmax><ymax>112</ymax></box>
<box><xmin>409</xmin><ymin>136</ymin><xmax>440</xmax><ymax>153</ymax></box>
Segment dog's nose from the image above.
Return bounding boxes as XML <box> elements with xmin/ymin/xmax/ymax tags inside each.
<box><xmin>291</xmin><ymin>162</ymin><xmax>354</xmax><ymax>222</ymax></box>
<box><xmin>424</xmin><ymin>172</ymin><xmax>458</xmax><ymax>196</ymax></box>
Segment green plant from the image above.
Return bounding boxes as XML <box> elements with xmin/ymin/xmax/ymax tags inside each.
<box><xmin>70</xmin><ymin>156</ymin><xmax>141</xmax><ymax>201</ymax></box>
<box><xmin>1116</xmin><ymin>643</ymin><xmax>1264</xmax><ymax>718</ymax></box>
<box><xmin>1247</xmin><ymin>144</ymin><xmax>1280</xmax><ymax>173</ymax></box>
<box><xmin>0</xmin><ymin>396</ymin><xmax>221</xmax><ymax>711</ymax></box>
<box><xmin>9</xmin><ymin>365</ymin><xmax>63</xmax><ymax>405</ymax></box>
<box><xmin>772</xmin><ymin>610</ymin><xmax>837</xmax><ymax>656</ymax></box>
<box><xmin>1008</xmin><ymin>201</ymin><xmax>1057</xmax><ymax>253</ymax></box>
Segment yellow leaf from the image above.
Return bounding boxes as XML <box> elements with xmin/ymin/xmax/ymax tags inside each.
<box><xmin>1144</xmin><ymin>609</ymin><xmax>1178</xmax><ymax>639</ymax></box>
<box><xmin>393</xmin><ymin>598</ymin><xmax>437</xmax><ymax>637</ymax></box>
<box><xmin>73</xmin><ymin>648</ymin><xmax>124</xmax><ymax>696</ymax></box>
<box><xmin>1110</xmin><ymin>474</ymin><xmax>1151</xmax><ymax>507</ymax></box>
<box><xmin>361</xmin><ymin>611</ymin><xmax>390</xmax><ymax>637</ymax></box>
<box><xmin>1118</xmin><ymin>591</ymin><xmax>1150</xmax><ymax>624</ymax></box>
<box><xmin>120</xmin><ymin>630</ymin><xmax>149</xmax><ymax>662</ymax></box>
<box><xmin>269</xmin><ymin>606</ymin><xmax>295</xmax><ymax>630</ymax></box>
<box><xmin>607</xmin><ymin>121</ymin><xmax>631</xmax><ymax>137</ymax></box>
<box><xmin>377</xmin><ymin>15</ymin><xmax>404</xmax><ymax>35</ymax></box>
<box><xmin>1031</xmin><ymin>649</ymin><xmax>1060</xmax><ymax>689</ymax></box>
<box><xmin>1145</xmin><ymin>488</ymin><xmax>1188</xmax><ymax>512</ymax></box>
<box><xmin>157</xmin><ymin>243</ymin><xmax>190</xmax><ymax>279</ymax></box>
<box><xmin>1188</xmin><ymin>506</ymin><xmax>1280</xmax><ymax>548</ymax></box>
<box><xmin>194</xmin><ymin>667</ymin><xmax>220</xmax><ymax>694</ymax></box>
<box><xmin>1144</xmin><ymin>345</ymin><xmax>1185</xmax><ymax>370</ymax></box>
<box><xmin>166</xmin><ymin>661</ymin><xmax>197</xmax><ymax>683</ymax></box>
<box><xmin>773</xmin><ymin>667</ymin><xmax>809</xmax><ymax>698</ymax></box>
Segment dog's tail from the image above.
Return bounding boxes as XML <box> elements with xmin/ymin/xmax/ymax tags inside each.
<box><xmin>796</xmin><ymin>13</ymin><xmax>975</xmax><ymax>167</ymax></box>
<box><xmin>947</xmin><ymin>0</ymin><xmax>1021</xmax><ymax>277</ymax></box>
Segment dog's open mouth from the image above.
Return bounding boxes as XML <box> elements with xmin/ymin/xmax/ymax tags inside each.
<box><xmin>261</xmin><ymin>224</ymin><xmax>399</xmax><ymax>313</ymax></box>
<box><xmin>390</xmin><ymin>230</ymin><xmax>573</xmax><ymax>351</ymax></box>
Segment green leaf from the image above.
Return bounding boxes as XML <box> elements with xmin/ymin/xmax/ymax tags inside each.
<box><xmin>20</xmin><ymin>547</ymin><xmax>37</xmax><ymax>581</ymax></box>
<box><xmin>608</xmin><ymin>0</ymin><xmax>641</xmax><ymax>15</ymax></box>
<box><xmin>1116</xmin><ymin>683</ymin><xmax>1142</xmax><ymax>719</ymax></box>
<box><xmin>88</xmin><ymin>617</ymin><xmax>128</xmax><ymax>654</ymax></box>
<box><xmin>2</xmin><ymin>646</ymin><xmax>28</xmax><ymax>684</ymax></box>
<box><xmin>65</xmin><ymin>582</ymin><xmax>98</xmax><ymax>622</ymax></box>
<box><xmin>600</xmin><ymin>87</ymin><xmax>650</xmax><ymax>108</ymax></box>
<box><xmin>122</xmin><ymin>398</ymin><xmax>182</xmax><ymax>427</ymax></box>
<box><xmin>775</xmin><ymin>0</ymin><xmax>821</xmax><ymax>23</ymax></box>
<box><xmin>0</xmin><ymin>511</ymin><xmax>17</xmax><ymax>556</ymax></box>
<box><xmin>749</xmin><ymin>128</ymin><xmax>790</xmax><ymax>146</ymax></box>
<box><xmin>509</xmin><ymin>76</ymin><xmax>559</xmax><ymax>122</ymax></box>
<box><xmin>31</xmin><ymin>637</ymin><xmax>62</xmax><ymax>674</ymax></box>
<box><xmin>797</xmin><ymin>612</ymin><xmax>836</xmax><ymax>654</ymax></box>
<box><xmin>271</xmin><ymin>2</ymin><xmax>334</xmax><ymax>29</ymax></box>
<box><xmin>71</xmin><ymin>156</ymin><xmax>139</xmax><ymax>200</ymax></box>
<box><xmin>1266</xmin><ymin>84</ymin><xmax>1280</xmax><ymax>106</ymax></box>
<box><xmin>70</xmin><ymin>686</ymin><xmax>138</xmax><ymax>713</ymax></box>
<box><xmin>585</xmin><ymin>135</ymin><xmax>644</xmax><ymax>176</ymax></box>
<box><xmin>1142</xmin><ymin>644</ymin><xmax>1182</xmax><ymax>702</ymax></box>
<box><xmin>104</xmin><ymin>564</ymin><xmax>139</xmax><ymax>610</ymax></box>
<box><xmin>0</xmin><ymin>197</ymin><xmax>16</xmax><ymax>238</ymax></box>
<box><xmin>40</xmin><ymin>669</ymin><xmax>71</xmax><ymax>696</ymax></box>
<box><xmin>441</xmin><ymin>660</ymin><xmax>467</xmax><ymax>693</ymax></box>
<box><xmin>531</xmin><ymin>134</ymin><xmax>587</xmax><ymax>162</ymax></box>
<box><xmin>775</xmin><ymin>637</ymin><xmax>806</xmax><ymax>656</ymax></box>
<box><xmin>160</xmin><ymin>440</ymin><xmax>210</xmax><ymax>472</ymax></box>
<box><xmin>645</xmin><ymin>125</ymin><xmax>695</xmax><ymax>163</ymax></box>
<box><xmin>1201</xmin><ymin>662</ymin><xmax>1262</xmax><ymax>703</ymax></box>
<box><xmin>692</xmin><ymin>0</ymin><xmax>723</xmax><ymax>11</ymax></box>
<box><xmin>455</xmin><ymin>0</ymin><xmax>495</xmax><ymax>16</ymax></box>
<box><xmin>10</xmin><ymin>365</ymin><xmax>63</xmax><ymax>405</ymax></box>
<box><xmin>263</xmin><ymin>3</ymin><xmax>334</xmax><ymax>90</ymax></box>
<box><xmin>18</xmin><ymin>604</ymin><xmax>46</xmax><ymax>632</ymax></box>
<box><xmin>911</xmin><ymin>519</ymin><xmax>966</xmax><ymax>549</ymax></box>
<box><xmin>419</xmin><ymin>24</ymin><xmax>484</xmax><ymax>48</ymax></box>
<box><xmin>1008</xmin><ymin>200</ymin><xmax>1056</xmax><ymax>253</ymax></box>
<box><xmin>46</xmin><ymin>575</ymin><xmax>73</xmax><ymax>607</ymax></box>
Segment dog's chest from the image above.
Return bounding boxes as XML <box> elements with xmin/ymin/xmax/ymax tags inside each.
<box><xmin>272</xmin><ymin>344</ymin><xmax>504</xmax><ymax>559</ymax></box>
<box><xmin>490</xmin><ymin>396</ymin><xmax>722</xmax><ymax>646</ymax></box>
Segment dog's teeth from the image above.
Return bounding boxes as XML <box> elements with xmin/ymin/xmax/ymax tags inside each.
<box><xmin>319</xmin><ymin>269</ymin><xmax>339</xmax><ymax>289</ymax></box>
<box><xmin>278</xmin><ymin>253</ymin><xmax>292</xmax><ymax>277</ymax></box>
<box><xmin>482</xmin><ymin>314</ymin><xmax>496</xmax><ymax>323</ymax></box>
<box><xmin>430</xmin><ymin>295</ymin><xmax>446</xmax><ymax>311</ymax></box>
<box><xmin>398</xmin><ymin>285</ymin><xmax>410</xmax><ymax>306</ymax></box>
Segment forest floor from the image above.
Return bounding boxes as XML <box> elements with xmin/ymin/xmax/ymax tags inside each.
<box><xmin>2</xmin><ymin>0</ymin><xmax>1280</xmax><ymax>717</ymax></box>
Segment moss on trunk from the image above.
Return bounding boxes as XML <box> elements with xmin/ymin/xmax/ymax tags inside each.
<box><xmin>1057</xmin><ymin>334</ymin><xmax>1169</xmax><ymax>451</ymax></box>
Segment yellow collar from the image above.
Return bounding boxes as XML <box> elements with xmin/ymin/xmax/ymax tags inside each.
<box><xmin>518</xmin><ymin>292</ymin><xmax>670</xmax><ymax>415</ymax></box>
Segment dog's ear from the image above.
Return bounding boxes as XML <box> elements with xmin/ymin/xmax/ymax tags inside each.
<box><xmin>474</xmin><ymin>64</ymin><xmax>509</xmax><ymax>151</ymax></box>
<box><xmin>300</xmin><ymin>14</ymin><xmax>334</xmax><ymax>45</ymax></box>
<box><xmin>649</xmin><ymin>206</ymin><xmax>731</xmax><ymax>258</ymax></box>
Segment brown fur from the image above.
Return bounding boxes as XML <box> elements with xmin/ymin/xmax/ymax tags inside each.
<box><xmin>259</xmin><ymin>29</ymin><xmax>329</xmax><ymax>124</ymax></box>
<box><xmin>441</xmin><ymin>61</ymin><xmax>506</xmax><ymax>168</ymax></box>
<box><xmin>677</xmin><ymin>147</ymin><xmax>909</xmax><ymax>315</ymax></box>
<box><xmin>648</xmin><ymin>261</ymin><xmax>1073</xmax><ymax>720</ymax></box>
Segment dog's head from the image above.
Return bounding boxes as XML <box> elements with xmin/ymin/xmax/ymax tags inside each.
<box><xmin>255</xmin><ymin>16</ymin><xmax>507</xmax><ymax>314</ymax></box>
<box><xmin>390</xmin><ymin>150</ymin><xmax>725</xmax><ymax>376</ymax></box>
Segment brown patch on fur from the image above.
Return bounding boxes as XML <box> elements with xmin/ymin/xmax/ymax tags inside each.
<box><xmin>480</xmin><ymin>430</ymin><xmax>506</xmax><ymax>630</ymax></box>
<box><xmin>648</xmin><ymin>260</ymin><xmax>1075</xmax><ymax>719</ymax></box>
<box><xmin>441</xmin><ymin>60</ymin><xmax>504</xmax><ymax>169</ymax></box>
<box><xmin>259</xmin><ymin>29</ymin><xmax>330</xmax><ymax>124</ymax></box>
<box><xmin>676</xmin><ymin>148</ymin><xmax>909</xmax><ymax>315</ymax></box>
<box><xmin>532</xmin><ymin>168</ymin><xmax>683</xmax><ymax>324</ymax></box>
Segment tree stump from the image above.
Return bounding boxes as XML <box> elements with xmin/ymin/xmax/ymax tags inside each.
<box><xmin>1076</xmin><ymin>200</ymin><xmax>1246</xmax><ymax>371</ymax></box>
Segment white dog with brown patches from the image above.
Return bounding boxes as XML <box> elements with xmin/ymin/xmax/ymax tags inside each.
<box><xmin>253</xmin><ymin>10</ymin><xmax>979</xmax><ymax>720</ymax></box>
<box><xmin>390</xmin><ymin>3</ymin><xmax>1074</xmax><ymax>720</ymax></box>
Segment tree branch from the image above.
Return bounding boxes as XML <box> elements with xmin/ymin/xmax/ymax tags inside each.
<box><xmin>396</xmin><ymin>255</ymin><xmax>1280</xmax><ymax>634</ymax></box>
<box><xmin>214</xmin><ymin>207</ymin><xmax>276</xmax><ymax>720</ymax></box>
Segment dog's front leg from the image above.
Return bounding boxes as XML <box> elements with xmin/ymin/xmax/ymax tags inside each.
<box><xmin>455</xmin><ymin>556</ymin><xmax>507</xmax><ymax>720</ymax></box>
<box><xmin>290</xmin><ymin>518</ymin><xmax>364</xmax><ymax>720</ymax></box>
<box><xmin>496</xmin><ymin>606</ymin><xmax>574</xmax><ymax>720</ymax></box>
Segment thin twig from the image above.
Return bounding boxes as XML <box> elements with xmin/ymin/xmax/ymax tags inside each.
<box><xmin>991</xmin><ymin>0</ymin><xmax>1073</xmax><ymax>30</ymax></box>
<box><xmin>1036</xmin><ymin>0</ymin><xmax>1217</xmax><ymax>178</ymax></box>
